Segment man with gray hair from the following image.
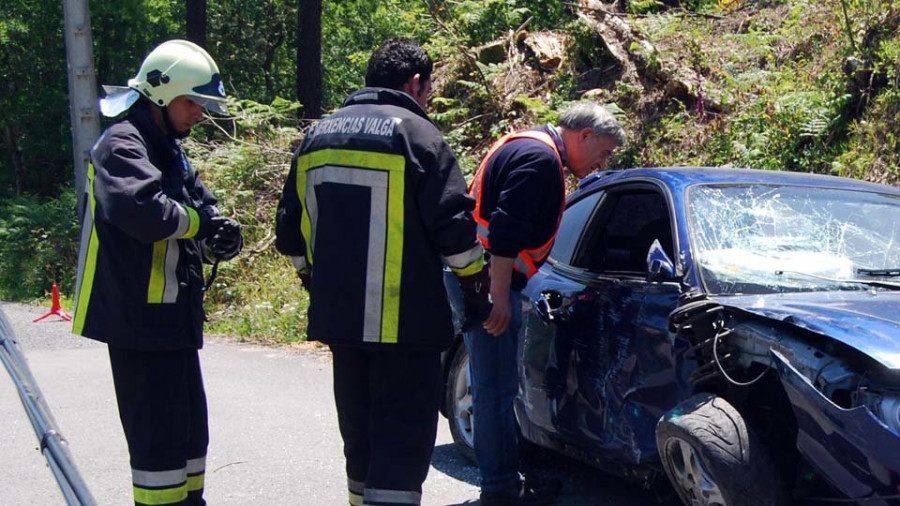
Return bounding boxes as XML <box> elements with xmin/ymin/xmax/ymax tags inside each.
<box><xmin>445</xmin><ymin>101</ymin><xmax>625</xmax><ymax>505</ymax></box>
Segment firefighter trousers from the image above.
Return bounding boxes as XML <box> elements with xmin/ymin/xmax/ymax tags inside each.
<box><xmin>330</xmin><ymin>344</ymin><xmax>443</xmax><ymax>506</ymax></box>
<box><xmin>108</xmin><ymin>345</ymin><xmax>209</xmax><ymax>506</ymax></box>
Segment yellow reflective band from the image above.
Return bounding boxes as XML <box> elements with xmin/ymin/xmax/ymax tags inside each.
<box><xmin>296</xmin><ymin>148</ymin><xmax>407</xmax><ymax>265</ymax></box>
<box><xmin>183</xmin><ymin>206</ymin><xmax>200</xmax><ymax>238</ymax></box>
<box><xmin>349</xmin><ymin>491</ymin><xmax>364</xmax><ymax>506</ymax></box>
<box><xmin>296</xmin><ymin>158</ymin><xmax>312</xmax><ymax>267</ymax></box>
<box><xmin>186</xmin><ymin>473</ymin><xmax>204</xmax><ymax>492</ymax></box>
<box><xmin>300</xmin><ymin>148</ymin><xmax>406</xmax><ymax>174</ymax></box>
<box><xmin>382</xmin><ymin>156</ymin><xmax>404</xmax><ymax>343</ymax></box>
<box><xmin>296</xmin><ymin>148</ymin><xmax>406</xmax><ymax>344</ymax></box>
<box><xmin>450</xmin><ymin>256</ymin><xmax>485</xmax><ymax>277</ymax></box>
<box><xmin>147</xmin><ymin>241</ymin><xmax>167</xmax><ymax>303</ymax></box>
<box><xmin>133</xmin><ymin>483</ymin><xmax>188</xmax><ymax>505</ymax></box>
<box><xmin>73</xmin><ymin>163</ymin><xmax>100</xmax><ymax>335</ymax></box>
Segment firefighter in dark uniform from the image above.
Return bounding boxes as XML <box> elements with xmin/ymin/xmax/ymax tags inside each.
<box><xmin>72</xmin><ymin>39</ymin><xmax>242</xmax><ymax>506</ymax></box>
<box><xmin>276</xmin><ymin>38</ymin><xmax>490</xmax><ymax>506</ymax></box>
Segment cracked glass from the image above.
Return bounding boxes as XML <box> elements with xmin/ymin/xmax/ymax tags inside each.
<box><xmin>687</xmin><ymin>184</ymin><xmax>900</xmax><ymax>295</ymax></box>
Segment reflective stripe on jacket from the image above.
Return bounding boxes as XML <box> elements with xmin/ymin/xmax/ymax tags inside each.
<box><xmin>275</xmin><ymin>88</ymin><xmax>480</xmax><ymax>350</ymax></box>
<box><xmin>470</xmin><ymin>130</ymin><xmax>565</xmax><ymax>279</ymax></box>
<box><xmin>72</xmin><ymin>101</ymin><xmax>216</xmax><ymax>350</ymax></box>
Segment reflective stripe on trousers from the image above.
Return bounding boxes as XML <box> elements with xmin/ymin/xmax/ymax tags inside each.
<box><xmin>348</xmin><ymin>478</ymin><xmax>365</xmax><ymax>506</ymax></box>
<box><xmin>364</xmin><ymin>488</ymin><xmax>422</xmax><ymax>506</ymax></box>
<box><xmin>132</xmin><ymin>457</ymin><xmax>205</xmax><ymax>505</ymax></box>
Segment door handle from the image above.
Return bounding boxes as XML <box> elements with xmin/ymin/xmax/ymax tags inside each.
<box><xmin>532</xmin><ymin>290</ymin><xmax>568</xmax><ymax>324</ymax></box>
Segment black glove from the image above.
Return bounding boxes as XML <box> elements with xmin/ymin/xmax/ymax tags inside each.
<box><xmin>195</xmin><ymin>206</ymin><xmax>220</xmax><ymax>240</ymax></box>
<box><xmin>297</xmin><ymin>269</ymin><xmax>312</xmax><ymax>291</ymax></box>
<box><xmin>457</xmin><ymin>263</ymin><xmax>492</xmax><ymax>332</ymax></box>
<box><xmin>208</xmin><ymin>217</ymin><xmax>243</xmax><ymax>261</ymax></box>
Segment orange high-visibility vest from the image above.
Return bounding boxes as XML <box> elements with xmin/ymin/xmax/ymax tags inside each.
<box><xmin>469</xmin><ymin>130</ymin><xmax>565</xmax><ymax>279</ymax></box>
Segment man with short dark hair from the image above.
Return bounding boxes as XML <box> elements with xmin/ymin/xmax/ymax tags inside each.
<box><xmin>276</xmin><ymin>38</ymin><xmax>489</xmax><ymax>506</ymax></box>
<box><xmin>447</xmin><ymin>101</ymin><xmax>626</xmax><ymax>505</ymax></box>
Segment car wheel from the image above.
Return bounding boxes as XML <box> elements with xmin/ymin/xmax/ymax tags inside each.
<box><xmin>655</xmin><ymin>393</ymin><xmax>787</xmax><ymax>506</ymax></box>
<box><xmin>446</xmin><ymin>343</ymin><xmax>476</xmax><ymax>463</ymax></box>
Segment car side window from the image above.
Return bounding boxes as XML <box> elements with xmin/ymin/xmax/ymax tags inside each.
<box><xmin>575</xmin><ymin>189</ymin><xmax>674</xmax><ymax>273</ymax></box>
<box><xmin>548</xmin><ymin>190</ymin><xmax>604</xmax><ymax>266</ymax></box>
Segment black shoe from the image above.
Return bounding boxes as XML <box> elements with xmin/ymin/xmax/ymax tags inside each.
<box><xmin>479</xmin><ymin>476</ymin><xmax>562</xmax><ymax>506</ymax></box>
<box><xmin>520</xmin><ymin>473</ymin><xmax>562</xmax><ymax>497</ymax></box>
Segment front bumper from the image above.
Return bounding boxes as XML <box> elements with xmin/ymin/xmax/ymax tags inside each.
<box><xmin>772</xmin><ymin>350</ymin><xmax>900</xmax><ymax>504</ymax></box>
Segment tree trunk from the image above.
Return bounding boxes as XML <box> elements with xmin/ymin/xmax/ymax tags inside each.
<box><xmin>263</xmin><ymin>1</ymin><xmax>284</xmax><ymax>103</ymax></box>
<box><xmin>296</xmin><ymin>0</ymin><xmax>323</xmax><ymax>120</ymax></box>
<box><xmin>186</xmin><ymin>0</ymin><xmax>207</xmax><ymax>47</ymax></box>
<box><xmin>4</xmin><ymin>123</ymin><xmax>26</xmax><ymax>195</ymax></box>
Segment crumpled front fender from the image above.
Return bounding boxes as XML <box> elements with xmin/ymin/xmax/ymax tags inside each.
<box><xmin>771</xmin><ymin>350</ymin><xmax>900</xmax><ymax>503</ymax></box>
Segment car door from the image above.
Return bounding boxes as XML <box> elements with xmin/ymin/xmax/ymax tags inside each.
<box><xmin>520</xmin><ymin>183</ymin><xmax>691</xmax><ymax>467</ymax></box>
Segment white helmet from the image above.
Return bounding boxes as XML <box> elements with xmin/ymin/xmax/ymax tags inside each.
<box><xmin>127</xmin><ymin>39</ymin><xmax>227</xmax><ymax>115</ymax></box>
<box><xmin>100</xmin><ymin>40</ymin><xmax>228</xmax><ymax>117</ymax></box>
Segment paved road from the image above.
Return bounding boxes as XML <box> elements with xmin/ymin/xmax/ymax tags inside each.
<box><xmin>0</xmin><ymin>302</ymin><xmax>663</xmax><ymax>506</ymax></box>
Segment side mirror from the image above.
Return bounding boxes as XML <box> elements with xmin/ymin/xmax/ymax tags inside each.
<box><xmin>646</xmin><ymin>239</ymin><xmax>676</xmax><ymax>281</ymax></box>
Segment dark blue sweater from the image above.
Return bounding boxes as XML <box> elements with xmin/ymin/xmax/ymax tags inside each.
<box><xmin>478</xmin><ymin>124</ymin><xmax>567</xmax><ymax>290</ymax></box>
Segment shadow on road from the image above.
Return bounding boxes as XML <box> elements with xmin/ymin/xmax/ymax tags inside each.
<box><xmin>431</xmin><ymin>443</ymin><xmax>480</xmax><ymax>487</ymax></box>
<box><xmin>430</xmin><ymin>439</ymin><xmax>678</xmax><ymax>506</ymax></box>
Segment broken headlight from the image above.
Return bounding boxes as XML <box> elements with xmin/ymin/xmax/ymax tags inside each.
<box><xmin>877</xmin><ymin>395</ymin><xmax>900</xmax><ymax>433</ymax></box>
<box><xmin>858</xmin><ymin>389</ymin><xmax>900</xmax><ymax>434</ymax></box>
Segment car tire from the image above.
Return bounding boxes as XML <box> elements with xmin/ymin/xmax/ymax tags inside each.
<box><xmin>656</xmin><ymin>393</ymin><xmax>787</xmax><ymax>506</ymax></box>
<box><xmin>446</xmin><ymin>343</ymin><xmax>477</xmax><ymax>463</ymax></box>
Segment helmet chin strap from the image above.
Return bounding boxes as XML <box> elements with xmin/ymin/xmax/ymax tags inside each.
<box><xmin>161</xmin><ymin>106</ymin><xmax>191</xmax><ymax>139</ymax></box>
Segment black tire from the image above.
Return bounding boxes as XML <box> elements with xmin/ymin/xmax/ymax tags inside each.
<box><xmin>445</xmin><ymin>343</ymin><xmax>476</xmax><ymax>463</ymax></box>
<box><xmin>655</xmin><ymin>393</ymin><xmax>787</xmax><ymax>506</ymax></box>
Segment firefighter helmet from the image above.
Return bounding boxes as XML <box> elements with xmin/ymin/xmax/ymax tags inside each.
<box><xmin>127</xmin><ymin>39</ymin><xmax>227</xmax><ymax>115</ymax></box>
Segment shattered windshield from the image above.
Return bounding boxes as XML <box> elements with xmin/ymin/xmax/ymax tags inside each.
<box><xmin>687</xmin><ymin>183</ymin><xmax>900</xmax><ymax>295</ymax></box>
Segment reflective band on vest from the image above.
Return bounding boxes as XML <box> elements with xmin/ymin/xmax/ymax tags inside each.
<box><xmin>470</xmin><ymin>131</ymin><xmax>565</xmax><ymax>279</ymax></box>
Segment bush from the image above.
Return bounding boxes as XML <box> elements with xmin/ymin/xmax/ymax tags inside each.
<box><xmin>187</xmin><ymin>98</ymin><xmax>312</xmax><ymax>342</ymax></box>
<box><xmin>0</xmin><ymin>189</ymin><xmax>79</xmax><ymax>300</ymax></box>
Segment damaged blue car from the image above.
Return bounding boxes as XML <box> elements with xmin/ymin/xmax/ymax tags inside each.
<box><xmin>442</xmin><ymin>167</ymin><xmax>900</xmax><ymax>505</ymax></box>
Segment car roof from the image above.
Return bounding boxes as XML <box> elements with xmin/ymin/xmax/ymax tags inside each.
<box><xmin>577</xmin><ymin>167</ymin><xmax>900</xmax><ymax>197</ymax></box>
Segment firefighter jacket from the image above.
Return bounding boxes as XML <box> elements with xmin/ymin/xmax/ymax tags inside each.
<box><xmin>72</xmin><ymin>100</ymin><xmax>217</xmax><ymax>351</ymax></box>
<box><xmin>471</xmin><ymin>125</ymin><xmax>567</xmax><ymax>291</ymax></box>
<box><xmin>275</xmin><ymin>87</ymin><xmax>483</xmax><ymax>351</ymax></box>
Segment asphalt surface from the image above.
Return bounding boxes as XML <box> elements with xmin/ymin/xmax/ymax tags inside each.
<box><xmin>0</xmin><ymin>301</ymin><xmax>664</xmax><ymax>506</ymax></box>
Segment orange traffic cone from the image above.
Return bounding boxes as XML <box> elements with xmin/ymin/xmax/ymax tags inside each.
<box><xmin>33</xmin><ymin>283</ymin><xmax>73</xmax><ymax>323</ymax></box>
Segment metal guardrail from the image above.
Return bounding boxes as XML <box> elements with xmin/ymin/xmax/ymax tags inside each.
<box><xmin>0</xmin><ymin>309</ymin><xmax>96</xmax><ymax>505</ymax></box>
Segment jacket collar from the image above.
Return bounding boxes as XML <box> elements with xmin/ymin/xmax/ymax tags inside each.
<box><xmin>127</xmin><ymin>101</ymin><xmax>182</xmax><ymax>164</ymax></box>
<box><xmin>343</xmin><ymin>87</ymin><xmax>432</xmax><ymax>123</ymax></box>
<box><xmin>538</xmin><ymin>123</ymin><xmax>568</xmax><ymax>168</ymax></box>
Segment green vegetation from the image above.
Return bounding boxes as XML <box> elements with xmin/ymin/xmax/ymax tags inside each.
<box><xmin>2</xmin><ymin>0</ymin><xmax>899</xmax><ymax>341</ymax></box>
<box><xmin>0</xmin><ymin>190</ymin><xmax>79</xmax><ymax>300</ymax></box>
<box><xmin>186</xmin><ymin>98</ymin><xmax>310</xmax><ymax>340</ymax></box>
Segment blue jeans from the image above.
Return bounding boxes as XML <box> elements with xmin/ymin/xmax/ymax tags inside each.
<box><xmin>444</xmin><ymin>270</ymin><xmax>523</xmax><ymax>493</ymax></box>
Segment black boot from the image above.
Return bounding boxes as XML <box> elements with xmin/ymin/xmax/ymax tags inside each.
<box><xmin>480</xmin><ymin>475</ymin><xmax>562</xmax><ymax>506</ymax></box>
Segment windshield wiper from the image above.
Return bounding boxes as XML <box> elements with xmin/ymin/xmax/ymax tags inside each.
<box><xmin>857</xmin><ymin>268</ymin><xmax>900</xmax><ymax>277</ymax></box>
<box><xmin>774</xmin><ymin>269</ymin><xmax>900</xmax><ymax>291</ymax></box>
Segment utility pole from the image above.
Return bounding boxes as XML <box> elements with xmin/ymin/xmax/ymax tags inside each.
<box><xmin>63</xmin><ymin>0</ymin><xmax>100</xmax><ymax>212</ymax></box>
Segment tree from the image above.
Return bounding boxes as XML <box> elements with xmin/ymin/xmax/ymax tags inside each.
<box><xmin>186</xmin><ymin>0</ymin><xmax>207</xmax><ymax>47</ymax></box>
<box><xmin>208</xmin><ymin>0</ymin><xmax>295</xmax><ymax>104</ymax></box>
<box><xmin>296</xmin><ymin>0</ymin><xmax>322</xmax><ymax>119</ymax></box>
<box><xmin>0</xmin><ymin>0</ymin><xmax>73</xmax><ymax>197</ymax></box>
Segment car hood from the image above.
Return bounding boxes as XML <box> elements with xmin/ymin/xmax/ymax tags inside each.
<box><xmin>710</xmin><ymin>291</ymin><xmax>900</xmax><ymax>370</ymax></box>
